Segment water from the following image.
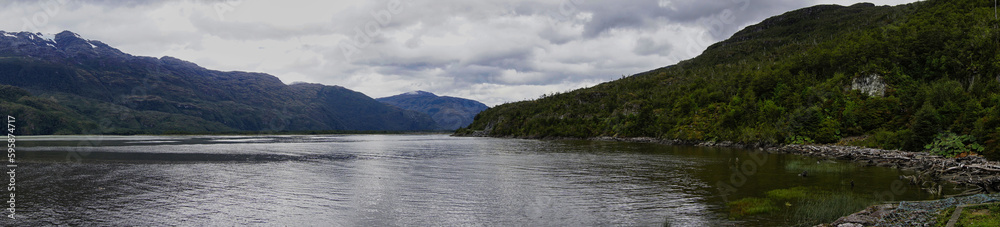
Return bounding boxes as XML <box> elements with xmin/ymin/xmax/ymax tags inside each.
<box><xmin>11</xmin><ymin>135</ymin><xmax>958</xmax><ymax>226</ymax></box>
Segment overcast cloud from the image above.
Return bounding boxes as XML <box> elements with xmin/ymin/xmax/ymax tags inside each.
<box><xmin>0</xmin><ymin>0</ymin><xmax>919</xmax><ymax>106</ymax></box>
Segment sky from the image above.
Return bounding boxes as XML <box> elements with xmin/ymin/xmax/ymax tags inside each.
<box><xmin>0</xmin><ymin>0</ymin><xmax>920</xmax><ymax>106</ymax></box>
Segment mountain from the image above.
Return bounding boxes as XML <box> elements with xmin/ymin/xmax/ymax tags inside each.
<box><xmin>377</xmin><ymin>91</ymin><xmax>489</xmax><ymax>130</ymax></box>
<box><xmin>0</xmin><ymin>30</ymin><xmax>437</xmax><ymax>135</ymax></box>
<box><xmin>458</xmin><ymin>1</ymin><xmax>1000</xmax><ymax>160</ymax></box>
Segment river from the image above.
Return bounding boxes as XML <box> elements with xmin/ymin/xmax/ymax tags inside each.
<box><xmin>12</xmin><ymin>134</ymin><xmax>957</xmax><ymax>226</ymax></box>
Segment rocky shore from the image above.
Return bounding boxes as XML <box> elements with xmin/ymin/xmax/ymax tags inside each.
<box><xmin>587</xmin><ymin>136</ymin><xmax>1000</xmax><ymax>194</ymax></box>
<box><xmin>584</xmin><ymin>136</ymin><xmax>1000</xmax><ymax>227</ymax></box>
<box><xmin>819</xmin><ymin>194</ymin><xmax>1000</xmax><ymax>227</ymax></box>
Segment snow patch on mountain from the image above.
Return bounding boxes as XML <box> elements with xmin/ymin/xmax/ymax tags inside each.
<box><xmin>40</xmin><ymin>33</ymin><xmax>56</xmax><ymax>42</ymax></box>
<box><xmin>404</xmin><ymin>91</ymin><xmax>435</xmax><ymax>96</ymax></box>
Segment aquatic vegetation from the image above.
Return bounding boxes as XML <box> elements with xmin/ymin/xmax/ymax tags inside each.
<box><xmin>766</xmin><ymin>187</ymin><xmax>809</xmax><ymax>201</ymax></box>
<box><xmin>727</xmin><ymin>186</ymin><xmax>877</xmax><ymax>226</ymax></box>
<box><xmin>793</xmin><ymin>193</ymin><xmax>875</xmax><ymax>226</ymax></box>
<box><xmin>727</xmin><ymin>197</ymin><xmax>778</xmax><ymax>218</ymax></box>
<box><xmin>784</xmin><ymin>160</ymin><xmax>857</xmax><ymax>174</ymax></box>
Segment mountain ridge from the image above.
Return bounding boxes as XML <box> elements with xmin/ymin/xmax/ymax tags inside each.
<box><xmin>378</xmin><ymin>91</ymin><xmax>489</xmax><ymax>130</ymax></box>
<box><xmin>0</xmin><ymin>30</ymin><xmax>439</xmax><ymax>134</ymax></box>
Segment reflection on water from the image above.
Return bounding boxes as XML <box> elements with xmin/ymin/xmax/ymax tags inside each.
<box><xmin>14</xmin><ymin>135</ymin><xmax>954</xmax><ymax>226</ymax></box>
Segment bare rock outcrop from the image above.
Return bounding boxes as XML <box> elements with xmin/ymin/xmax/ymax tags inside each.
<box><xmin>851</xmin><ymin>73</ymin><xmax>887</xmax><ymax>97</ymax></box>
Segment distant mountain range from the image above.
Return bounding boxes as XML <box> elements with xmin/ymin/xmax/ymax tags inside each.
<box><xmin>377</xmin><ymin>91</ymin><xmax>489</xmax><ymax>130</ymax></box>
<box><xmin>0</xmin><ymin>30</ymin><xmax>447</xmax><ymax>135</ymax></box>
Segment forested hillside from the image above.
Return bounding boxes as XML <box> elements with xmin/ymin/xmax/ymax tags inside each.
<box><xmin>0</xmin><ymin>31</ymin><xmax>438</xmax><ymax>134</ymax></box>
<box><xmin>459</xmin><ymin>1</ymin><xmax>1000</xmax><ymax>160</ymax></box>
<box><xmin>378</xmin><ymin>91</ymin><xmax>489</xmax><ymax>130</ymax></box>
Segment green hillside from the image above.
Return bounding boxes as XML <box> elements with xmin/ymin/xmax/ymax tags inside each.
<box><xmin>0</xmin><ymin>84</ymin><xmax>98</xmax><ymax>135</ymax></box>
<box><xmin>459</xmin><ymin>1</ymin><xmax>1000</xmax><ymax>160</ymax></box>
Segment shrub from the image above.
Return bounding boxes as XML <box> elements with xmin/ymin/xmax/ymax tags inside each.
<box><xmin>790</xmin><ymin>135</ymin><xmax>815</xmax><ymax>145</ymax></box>
<box><xmin>814</xmin><ymin>117</ymin><xmax>842</xmax><ymax>144</ymax></box>
<box><xmin>924</xmin><ymin>132</ymin><xmax>984</xmax><ymax>158</ymax></box>
<box><xmin>906</xmin><ymin>102</ymin><xmax>941</xmax><ymax>151</ymax></box>
<box><xmin>984</xmin><ymin>130</ymin><xmax>1000</xmax><ymax>160</ymax></box>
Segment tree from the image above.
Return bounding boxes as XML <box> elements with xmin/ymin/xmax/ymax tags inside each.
<box><xmin>906</xmin><ymin>102</ymin><xmax>941</xmax><ymax>151</ymax></box>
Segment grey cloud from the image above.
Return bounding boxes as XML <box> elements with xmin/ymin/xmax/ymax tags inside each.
<box><xmin>0</xmin><ymin>0</ymin><xmax>166</xmax><ymax>9</ymax></box>
<box><xmin>446</xmin><ymin>64</ymin><xmax>504</xmax><ymax>85</ymax></box>
<box><xmin>577</xmin><ymin>0</ymin><xmax>812</xmax><ymax>39</ymax></box>
<box><xmin>633</xmin><ymin>37</ymin><xmax>672</xmax><ymax>56</ymax></box>
<box><xmin>464</xmin><ymin>48</ymin><xmax>535</xmax><ymax>69</ymax></box>
<box><xmin>374</xmin><ymin>62</ymin><xmax>441</xmax><ymax>75</ymax></box>
<box><xmin>538</xmin><ymin>27</ymin><xmax>577</xmax><ymax>45</ymax></box>
<box><xmin>189</xmin><ymin>12</ymin><xmax>332</xmax><ymax>41</ymax></box>
<box><xmin>577</xmin><ymin>0</ymin><xmax>662</xmax><ymax>37</ymax></box>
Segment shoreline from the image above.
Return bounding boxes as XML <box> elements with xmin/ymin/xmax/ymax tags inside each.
<box><xmin>529</xmin><ymin>136</ymin><xmax>1000</xmax><ymax>193</ymax></box>
<box><xmin>475</xmin><ymin>135</ymin><xmax>1000</xmax><ymax>226</ymax></box>
<box><xmin>819</xmin><ymin>194</ymin><xmax>1000</xmax><ymax>227</ymax></box>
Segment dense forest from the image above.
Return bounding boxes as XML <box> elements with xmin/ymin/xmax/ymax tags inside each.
<box><xmin>459</xmin><ymin>1</ymin><xmax>1000</xmax><ymax>160</ymax></box>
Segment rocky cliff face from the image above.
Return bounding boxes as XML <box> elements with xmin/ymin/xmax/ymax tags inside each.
<box><xmin>851</xmin><ymin>73</ymin><xmax>887</xmax><ymax>97</ymax></box>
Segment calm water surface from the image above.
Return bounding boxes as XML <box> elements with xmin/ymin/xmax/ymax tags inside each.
<box><xmin>14</xmin><ymin>135</ymin><xmax>955</xmax><ymax>226</ymax></box>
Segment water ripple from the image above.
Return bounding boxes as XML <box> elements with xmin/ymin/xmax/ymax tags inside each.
<box><xmin>12</xmin><ymin>135</ymin><xmax>941</xmax><ymax>226</ymax></box>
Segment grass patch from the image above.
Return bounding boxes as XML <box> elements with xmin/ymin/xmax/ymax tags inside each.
<box><xmin>727</xmin><ymin>186</ymin><xmax>879</xmax><ymax>225</ymax></box>
<box><xmin>793</xmin><ymin>193</ymin><xmax>876</xmax><ymax>226</ymax></box>
<box><xmin>766</xmin><ymin>187</ymin><xmax>810</xmax><ymax>201</ymax></box>
<box><xmin>727</xmin><ymin>197</ymin><xmax>778</xmax><ymax>218</ymax></box>
<box><xmin>937</xmin><ymin>206</ymin><xmax>957</xmax><ymax>227</ymax></box>
<box><xmin>940</xmin><ymin>203</ymin><xmax>1000</xmax><ymax>227</ymax></box>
